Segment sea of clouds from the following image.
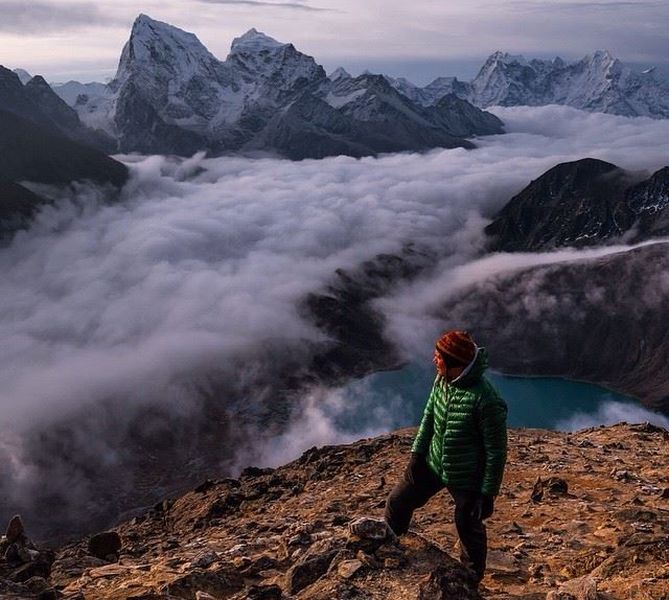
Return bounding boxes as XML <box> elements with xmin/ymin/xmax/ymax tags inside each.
<box><xmin>1</xmin><ymin>105</ymin><xmax>668</xmax><ymax>535</ymax></box>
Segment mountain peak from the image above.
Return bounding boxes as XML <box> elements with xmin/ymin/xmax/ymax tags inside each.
<box><xmin>116</xmin><ymin>14</ymin><xmax>218</xmax><ymax>80</ymax></box>
<box><xmin>128</xmin><ymin>13</ymin><xmax>202</xmax><ymax>45</ymax></box>
<box><xmin>487</xmin><ymin>51</ymin><xmax>528</xmax><ymax>66</ymax></box>
<box><xmin>12</xmin><ymin>68</ymin><xmax>32</xmax><ymax>85</ymax></box>
<box><xmin>230</xmin><ymin>28</ymin><xmax>285</xmax><ymax>54</ymax></box>
<box><xmin>329</xmin><ymin>67</ymin><xmax>351</xmax><ymax>81</ymax></box>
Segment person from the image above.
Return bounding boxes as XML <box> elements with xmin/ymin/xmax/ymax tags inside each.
<box><xmin>384</xmin><ymin>330</ymin><xmax>508</xmax><ymax>582</ymax></box>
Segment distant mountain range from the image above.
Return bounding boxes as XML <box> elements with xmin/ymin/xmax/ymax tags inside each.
<box><xmin>7</xmin><ymin>15</ymin><xmax>667</xmax><ymax>165</ymax></box>
<box><xmin>15</xmin><ymin>15</ymin><xmax>500</xmax><ymax>159</ymax></box>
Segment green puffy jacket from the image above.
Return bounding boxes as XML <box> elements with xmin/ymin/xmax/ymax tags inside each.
<box><xmin>411</xmin><ymin>347</ymin><xmax>508</xmax><ymax>496</ymax></box>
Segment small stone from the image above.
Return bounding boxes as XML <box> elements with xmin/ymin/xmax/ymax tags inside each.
<box><xmin>242</xmin><ymin>584</ymin><xmax>283</xmax><ymax>600</ymax></box>
<box><xmin>337</xmin><ymin>559</ymin><xmax>363</xmax><ymax>579</ymax></box>
<box><xmin>610</xmin><ymin>469</ymin><xmax>635</xmax><ymax>482</ymax></box>
<box><xmin>195</xmin><ymin>592</ymin><xmax>217</xmax><ymax>600</ymax></box>
<box><xmin>558</xmin><ymin>575</ymin><xmax>598</xmax><ymax>600</ymax></box>
<box><xmin>546</xmin><ymin>592</ymin><xmax>576</xmax><ymax>600</ymax></box>
<box><xmin>191</xmin><ymin>551</ymin><xmax>219</xmax><ymax>569</ymax></box>
<box><xmin>348</xmin><ymin>517</ymin><xmax>393</xmax><ymax>540</ymax></box>
<box><xmin>505</xmin><ymin>522</ymin><xmax>524</xmax><ymax>535</ymax></box>
<box><xmin>356</xmin><ymin>550</ymin><xmax>380</xmax><ymax>569</ymax></box>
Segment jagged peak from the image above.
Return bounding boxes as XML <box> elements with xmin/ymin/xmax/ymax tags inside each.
<box><xmin>486</xmin><ymin>51</ymin><xmax>528</xmax><ymax>66</ymax></box>
<box><xmin>424</xmin><ymin>76</ymin><xmax>458</xmax><ymax>88</ymax></box>
<box><xmin>129</xmin><ymin>13</ymin><xmax>204</xmax><ymax>45</ymax></box>
<box><xmin>329</xmin><ymin>67</ymin><xmax>351</xmax><ymax>80</ymax></box>
<box><xmin>230</xmin><ymin>28</ymin><xmax>285</xmax><ymax>54</ymax></box>
<box><xmin>13</xmin><ymin>68</ymin><xmax>32</xmax><ymax>84</ymax></box>
<box><xmin>588</xmin><ymin>49</ymin><xmax>615</xmax><ymax>62</ymax></box>
<box><xmin>394</xmin><ymin>76</ymin><xmax>416</xmax><ymax>87</ymax></box>
<box><xmin>580</xmin><ymin>50</ymin><xmax>623</xmax><ymax>75</ymax></box>
<box><xmin>117</xmin><ymin>14</ymin><xmax>217</xmax><ymax>78</ymax></box>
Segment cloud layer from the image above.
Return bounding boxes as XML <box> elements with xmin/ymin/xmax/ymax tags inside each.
<box><xmin>1</xmin><ymin>105</ymin><xmax>667</xmax><ymax>535</ymax></box>
<box><xmin>0</xmin><ymin>1</ymin><xmax>120</xmax><ymax>33</ymax></box>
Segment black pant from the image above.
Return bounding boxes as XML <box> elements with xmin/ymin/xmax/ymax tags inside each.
<box><xmin>384</xmin><ymin>455</ymin><xmax>488</xmax><ymax>582</ymax></box>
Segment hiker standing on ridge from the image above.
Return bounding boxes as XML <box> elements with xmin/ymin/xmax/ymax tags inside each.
<box><xmin>385</xmin><ymin>330</ymin><xmax>508</xmax><ymax>583</ymax></box>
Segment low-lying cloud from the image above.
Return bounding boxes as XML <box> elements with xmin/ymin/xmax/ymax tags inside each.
<box><xmin>556</xmin><ymin>400</ymin><xmax>669</xmax><ymax>431</ymax></box>
<box><xmin>1</xmin><ymin>105</ymin><xmax>667</xmax><ymax>536</ymax></box>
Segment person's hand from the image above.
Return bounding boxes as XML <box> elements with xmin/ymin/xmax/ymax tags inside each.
<box><xmin>472</xmin><ymin>494</ymin><xmax>495</xmax><ymax>520</ymax></box>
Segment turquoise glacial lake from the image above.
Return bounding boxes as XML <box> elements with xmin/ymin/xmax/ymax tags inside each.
<box><xmin>334</xmin><ymin>363</ymin><xmax>669</xmax><ymax>433</ymax></box>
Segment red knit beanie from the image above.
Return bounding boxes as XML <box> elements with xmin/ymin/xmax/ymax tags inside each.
<box><xmin>435</xmin><ymin>330</ymin><xmax>476</xmax><ymax>366</ymax></box>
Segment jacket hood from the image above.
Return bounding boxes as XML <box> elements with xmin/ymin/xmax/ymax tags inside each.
<box><xmin>450</xmin><ymin>346</ymin><xmax>489</xmax><ymax>388</ymax></box>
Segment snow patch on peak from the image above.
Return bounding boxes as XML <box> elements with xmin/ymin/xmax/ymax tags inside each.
<box><xmin>329</xmin><ymin>67</ymin><xmax>351</xmax><ymax>81</ymax></box>
<box><xmin>230</xmin><ymin>28</ymin><xmax>285</xmax><ymax>54</ymax></box>
<box><xmin>13</xmin><ymin>68</ymin><xmax>32</xmax><ymax>84</ymax></box>
<box><xmin>588</xmin><ymin>49</ymin><xmax>615</xmax><ymax>62</ymax></box>
<box><xmin>487</xmin><ymin>51</ymin><xmax>528</xmax><ymax>66</ymax></box>
<box><xmin>131</xmin><ymin>13</ymin><xmax>206</xmax><ymax>47</ymax></box>
<box><xmin>116</xmin><ymin>14</ymin><xmax>219</xmax><ymax>80</ymax></box>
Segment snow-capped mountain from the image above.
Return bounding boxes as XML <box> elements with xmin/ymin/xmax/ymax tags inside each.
<box><xmin>383</xmin><ymin>75</ymin><xmax>471</xmax><ymax>107</ymax></box>
<box><xmin>51</xmin><ymin>80</ymin><xmax>109</xmax><ymax>107</ymax></box>
<box><xmin>63</xmin><ymin>14</ymin><xmax>502</xmax><ymax>157</ymax></box>
<box><xmin>383</xmin><ymin>51</ymin><xmax>669</xmax><ymax>119</ymax></box>
<box><xmin>468</xmin><ymin>50</ymin><xmax>669</xmax><ymax>118</ymax></box>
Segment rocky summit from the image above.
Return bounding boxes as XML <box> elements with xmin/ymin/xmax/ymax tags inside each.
<box><xmin>484</xmin><ymin>158</ymin><xmax>669</xmax><ymax>252</ymax></box>
<box><xmin>1</xmin><ymin>423</ymin><xmax>667</xmax><ymax>599</ymax></box>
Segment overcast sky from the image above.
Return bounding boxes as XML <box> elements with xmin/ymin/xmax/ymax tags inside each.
<box><xmin>1</xmin><ymin>0</ymin><xmax>667</xmax><ymax>84</ymax></box>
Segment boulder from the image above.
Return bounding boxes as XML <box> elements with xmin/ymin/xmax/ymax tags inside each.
<box><xmin>88</xmin><ymin>531</ymin><xmax>122</xmax><ymax>560</ymax></box>
<box><xmin>6</xmin><ymin>515</ymin><xmax>25</xmax><ymax>544</ymax></box>
<box><xmin>285</xmin><ymin>539</ymin><xmax>342</xmax><ymax>594</ymax></box>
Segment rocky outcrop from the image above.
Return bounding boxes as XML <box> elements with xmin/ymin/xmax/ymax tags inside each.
<box><xmin>485</xmin><ymin>158</ymin><xmax>669</xmax><ymax>251</ymax></box>
<box><xmin>2</xmin><ymin>423</ymin><xmax>667</xmax><ymax>599</ymax></box>
<box><xmin>0</xmin><ymin>108</ymin><xmax>128</xmax><ymax>238</ymax></box>
<box><xmin>0</xmin><ymin>66</ymin><xmax>113</xmax><ymax>153</ymax></box>
<box><xmin>0</xmin><ymin>109</ymin><xmax>128</xmax><ymax>188</ymax></box>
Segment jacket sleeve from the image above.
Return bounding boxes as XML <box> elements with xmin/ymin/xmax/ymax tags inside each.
<box><xmin>478</xmin><ymin>389</ymin><xmax>508</xmax><ymax>496</ymax></box>
<box><xmin>411</xmin><ymin>379</ymin><xmax>437</xmax><ymax>456</ymax></box>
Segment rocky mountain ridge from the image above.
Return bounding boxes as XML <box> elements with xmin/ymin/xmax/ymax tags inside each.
<box><xmin>1</xmin><ymin>422</ymin><xmax>667</xmax><ymax>599</ymax></box>
<box><xmin>385</xmin><ymin>50</ymin><xmax>669</xmax><ymax>119</ymax></box>
<box><xmin>60</xmin><ymin>15</ymin><xmax>502</xmax><ymax>158</ymax></box>
<box><xmin>485</xmin><ymin>158</ymin><xmax>669</xmax><ymax>252</ymax></box>
<box><xmin>0</xmin><ymin>108</ymin><xmax>128</xmax><ymax>240</ymax></box>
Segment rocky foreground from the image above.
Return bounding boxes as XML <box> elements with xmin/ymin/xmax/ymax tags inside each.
<box><xmin>1</xmin><ymin>422</ymin><xmax>668</xmax><ymax>600</ymax></box>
